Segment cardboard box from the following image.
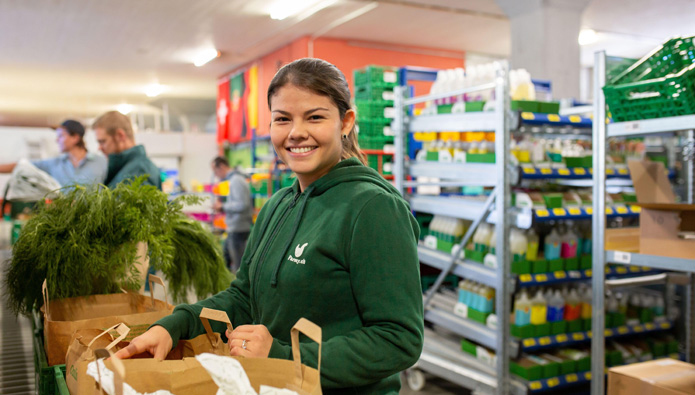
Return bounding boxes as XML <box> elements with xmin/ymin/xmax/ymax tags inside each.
<box><xmin>628</xmin><ymin>160</ymin><xmax>695</xmax><ymax>259</ymax></box>
<box><xmin>608</xmin><ymin>359</ymin><xmax>695</xmax><ymax>395</ymax></box>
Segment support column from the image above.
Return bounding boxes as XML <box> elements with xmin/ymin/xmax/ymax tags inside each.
<box><xmin>496</xmin><ymin>0</ymin><xmax>590</xmax><ymax>99</ymax></box>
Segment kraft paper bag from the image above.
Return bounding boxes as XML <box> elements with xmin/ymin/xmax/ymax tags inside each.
<box><xmin>89</xmin><ymin>315</ymin><xmax>323</xmax><ymax>395</ymax></box>
<box><xmin>42</xmin><ymin>274</ymin><xmax>173</xmax><ymax>366</ymax></box>
<box><xmin>66</xmin><ymin>323</ymin><xmax>131</xmax><ymax>395</ymax></box>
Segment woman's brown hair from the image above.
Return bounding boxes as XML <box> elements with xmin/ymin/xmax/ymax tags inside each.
<box><xmin>267</xmin><ymin>58</ymin><xmax>367</xmax><ymax>165</ymax></box>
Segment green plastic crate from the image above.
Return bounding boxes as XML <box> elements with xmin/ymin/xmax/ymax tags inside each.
<box><xmin>359</xmin><ymin>135</ymin><xmax>394</xmax><ymax>150</ymax></box>
<box><xmin>604</xmin><ymin>36</ymin><xmax>695</xmax><ymax>122</ymax></box>
<box><xmin>356</xmin><ymin>100</ymin><xmax>395</xmax><ymax>119</ymax></box>
<box><xmin>357</xmin><ymin>118</ymin><xmax>392</xmax><ymax>137</ymax></box>
<box><xmin>353</xmin><ymin>65</ymin><xmax>400</xmax><ymax>87</ymax></box>
<box><xmin>355</xmin><ymin>83</ymin><xmax>395</xmax><ymax>101</ymax></box>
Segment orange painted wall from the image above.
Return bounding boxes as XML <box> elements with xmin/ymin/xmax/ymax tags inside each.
<box><xmin>223</xmin><ymin>36</ymin><xmax>464</xmax><ymax>137</ymax></box>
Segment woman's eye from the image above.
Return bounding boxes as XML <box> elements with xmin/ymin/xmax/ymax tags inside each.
<box><xmin>309</xmin><ymin>115</ymin><xmax>324</xmax><ymax>120</ymax></box>
<box><xmin>274</xmin><ymin>117</ymin><xmax>289</xmax><ymax>122</ymax></box>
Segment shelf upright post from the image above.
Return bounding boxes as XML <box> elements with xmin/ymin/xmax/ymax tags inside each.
<box><xmin>591</xmin><ymin>50</ymin><xmax>607</xmax><ymax>395</ymax></box>
<box><xmin>393</xmin><ymin>85</ymin><xmax>407</xmax><ymax>195</ymax></box>
<box><xmin>686</xmin><ymin>129</ymin><xmax>695</xmax><ymax>363</ymax></box>
<box><xmin>494</xmin><ymin>62</ymin><xmax>511</xmax><ymax>395</ymax></box>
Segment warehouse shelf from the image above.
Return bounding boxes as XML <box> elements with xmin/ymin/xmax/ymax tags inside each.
<box><xmin>425</xmin><ymin>306</ymin><xmax>499</xmax><ymax>351</ymax></box>
<box><xmin>533</xmin><ymin>204</ymin><xmax>640</xmax><ymax>222</ymax></box>
<box><xmin>518</xmin><ymin>111</ymin><xmax>593</xmax><ymax>129</ymax></box>
<box><xmin>607</xmin><ymin>114</ymin><xmax>695</xmax><ymax>138</ymax></box>
<box><xmin>417</xmin><ymin>245</ymin><xmax>498</xmax><ymax>289</ymax></box>
<box><xmin>409</xmin><ymin>113</ymin><xmax>498</xmax><ymax>132</ymax></box>
<box><xmin>520</xmin><ymin>166</ymin><xmax>629</xmax><ymax>180</ymax></box>
<box><xmin>518</xmin><ymin>320</ymin><xmax>675</xmax><ymax>353</ymax></box>
<box><xmin>515</xmin><ymin>266</ymin><xmax>661</xmax><ymax>287</ymax></box>
<box><xmin>409</xmin><ymin>195</ymin><xmax>488</xmax><ymax>221</ymax></box>
<box><xmin>606</xmin><ymin>251</ymin><xmax>695</xmax><ymax>274</ymax></box>
<box><xmin>408</xmin><ymin>161</ymin><xmax>496</xmax><ymax>185</ymax></box>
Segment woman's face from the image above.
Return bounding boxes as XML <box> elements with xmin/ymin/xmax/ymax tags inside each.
<box><xmin>270</xmin><ymin>83</ymin><xmax>354</xmax><ymax>190</ymax></box>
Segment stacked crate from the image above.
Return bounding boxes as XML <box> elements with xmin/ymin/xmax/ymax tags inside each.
<box><xmin>353</xmin><ymin>65</ymin><xmax>400</xmax><ymax>175</ymax></box>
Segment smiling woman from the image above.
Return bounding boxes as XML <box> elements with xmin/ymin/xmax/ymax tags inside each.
<box><xmin>117</xmin><ymin>58</ymin><xmax>423</xmax><ymax>395</ymax></box>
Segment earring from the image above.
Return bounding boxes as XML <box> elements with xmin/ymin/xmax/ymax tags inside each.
<box><xmin>342</xmin><ymin>134</ymin><xmax>348</xmax><ymax>140</ymax></box>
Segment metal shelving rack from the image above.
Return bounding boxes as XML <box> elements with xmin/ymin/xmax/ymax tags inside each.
<box><xmin>591</xmin><ymin>50</ymin><xmax>695</xmax><ymax>394</ymax></box>
<box><xmin>393</xmin><ymin>65</ymin><xmax>514</xmax><ymax>395</ymax></box>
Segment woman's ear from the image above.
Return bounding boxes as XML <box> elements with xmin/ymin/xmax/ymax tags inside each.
<box><xmin>341</xmin><ymin>109</ymin><xmax>356</xmax><ymax>137</ymax></box>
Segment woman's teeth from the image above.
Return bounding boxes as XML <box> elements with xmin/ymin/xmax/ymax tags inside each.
<box><xmin>289</xmin><ymin>147</ymin><xmax>314</xmax><ymax>153</ymax></box>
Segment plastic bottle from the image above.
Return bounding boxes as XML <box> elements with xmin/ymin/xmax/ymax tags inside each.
<box><xmin>526</xmin><ymin>229</ymin><xmax>539</xmax><ymax>261</ymax></box>
<box><xmin>470</xmin><ymin>282</ymin><xmax>481</xmax><ymax>311</ymax></box>
<box><xmin>564</xmin><ymin>289</ymin><xmax>582</xmax><ymax>321</ymax></box>
<box><xmin>547</xmin><ymin>289</ymin><xmax>565</xmax><ymax>322</ymax></box>
<box><xmin>484</xmin><ymin>226</ymin><xmax>497</xmax><ymax>268</ymax></box>
<box><xmin>510</xmin><ymin>228</ymin><xmax>528</xmax><ymax>261</ymax></box>
<box><xmin>580</xmin><ymin>287</ymin><xmax>592</xmax><ymax>320</ymax></box>
<box><xmin>514</xmin><ymin>290</ymin><xmax>532</xmax><ymax>326</ymax></box>
<box><xmin>473</xmin><ymin>223</ymin><xmax>491</xmax><ymax>252</ymax></box>
<box><xmin>481</xmin><ymin>286</ymin><xmax>495</xmax><ymax>314</ymax></box>
<box><xmin>561</xmin><ymin>226</ymin><xmax>579</xmax><ymax>259</ymax></box>
<box><xmin>544</xmin><ymin>228</ymin><xmax>562</xmax><ymax>261</ymax></box>
<box><xmin>530</xmin><ymin>290</ymin><xmax>548</xmax><ymax>325</ymax></box>
<box><xmin>581</xmin><ymin>227</ymin><xmax>592</xmax><ymax>255</ymax></box>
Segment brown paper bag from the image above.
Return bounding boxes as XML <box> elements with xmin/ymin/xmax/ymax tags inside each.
<box><xmin>66</xmin><ymin>323</ymin><xmax>130</xmax><ymax>395</ymax></box>
<box><xmin>88</xmin><ymin>315</ymin><xmax>322</xmax><ymax>395</ymax></box>
<box><xmin>165</xmin><ymin>307</ymin><xmax>232</xmax><ymax>359</ymax></box>
<box><xmin>42</xmin><ymin>274</ymin><xmax>173</xmax><ymax>365</ymax></box>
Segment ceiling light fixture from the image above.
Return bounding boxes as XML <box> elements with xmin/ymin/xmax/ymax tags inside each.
<box><xmin>117</xmin><ymin>103</ymin><xmax>134</xmax><ymax>115</ymax></box>
<box><xmin>578</xmin><ymin>28</ymin><xmax>598</xmax><ymax>46</ymax></box>
<box><xmin>144</xmin><ymin>83</ymin><xmax>167</xmax><ymax>97</ymax></box>
<box><xmin>193</xmin><ymin>48</ymin><xmax>220</xmax><ymax>67</ymax></box>
<box><xmin>270</xmin><ymin>0</ymin><xmax>336</xmax><ymax>20</ymax></box>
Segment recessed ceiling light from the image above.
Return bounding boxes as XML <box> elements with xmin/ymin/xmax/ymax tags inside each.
<box><xmin>193</xmin><ymin>48</ymin><xmax>220</xmax><ymax>67</ymax></box>
<box><xmin>270</xmin><ymin>0</ymin><xmax>337</xmax><ymax>20</ymax></box>
<box><xmin>117</xmin><ymin>104</ymin><xmax>134</xmax><ymax>115</ymax></box>
<box><xmin>578</xmin><ymin>29</ymin><xmax>598</xmax><ymax>46</ymax></box>
<box><xmin>144</xmin><ymin>84</ymin><xmax>167</xmax><ymax>97</ymax></box>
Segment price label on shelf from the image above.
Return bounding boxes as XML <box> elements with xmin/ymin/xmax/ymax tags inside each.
<box><xmin>566</xmin><ymin>373</ymin><xmax>578</xmax><ymax>383</ymax></box>
<box><xmin>645</xmin><ymin>323</ymin><xmax>656</xmax><ymax>330</ymax></box>
<box><xmin>631</xmin><ymin>205</ymin><xmax>641</xmax><ymax>213</ymax></box>
<box><xmin>605</xmin><ymin>329</ymin><xmax>614</xmax><ymax>336</ymax></box>
<box><xmin>554</xmin><ymin>271</ymin><xmax>567</xmax><ymax>279</ymax></box>
<box><xmin>584</xmin><ymin>372</ymin><xmax>592</xmax><ymax>380</ymax></box>
<box><xmin>556</xmin><ymin>334</ymin><xmax>568</xmax><ymax>343</ymax></box>
<box><xmin>585</xmin><ymin>207</ymin><xmax>593</xmax><ymax>215</ymax></box>
<box><xmin>661</xmin><ymin>322</ymin><xmax>671</xmax><ymax>329</ymax></box>
<box><xmin>523</xmin><ymin>338</ymin><xmax>537</xmax><ymax>348</ymax></box>
<box><xmin>529</xmin><ymin>381</ymin><xmax>542</xmax><ymax>390</ymax></box>
<box><xmin>613</xmin><ymin>251</ymin><xmax>632</xmax><ymax>264</ymax></box>
<box><xmin>568</xmin><ymin>208</ymin><xmax>582</xmax><ymax>216</ymax></box>
<box><xmin>618</xmin><ymin>168</ymin><xmax>629</xmax><ymax>175</ymax></box>
<box><xmin>383</xmin><ymin>107</ymin><xmax>396</xmax><ymax>119</ymax></box>
<box><xmin>629</xmin><ymin>266</ymin><xmax>641</xmax><ymax>273</ymax></box>
<box><xmin>523</xmin><ymin>167</ymin><xmax>537</xmax><ymax>174</ymax></box>
<box><xmin>552</xmin><ymin>208</ymin><xmax>567</xmax><ymax>216</ymax></box>
<box><xmin>624</xmin><ymin>122</ymin><xmax>641</xmax><ymax>133</ymax></box>
<box><xmin>572</xmin><ymin>333</ymin><xmax>585</xmax><ymax>341</ymax></box>
<box><xmin>616</xmin><ymin>206</ymin><xmax>629</xmax><ymax>214</ymax></box>
<box><xmin>383</xmin><ymin>71</ymin><xmax>397</xmax><ymax>83</ymax></box>
<box><xmin>633</xmin><ymin>325</ymin><xmax>644</xmax><ymax>333</ymax></box>
<box><xmin>616</xmin><ymin>267</ymin><xmax>628</xmax><ymax>274</ymax></box>
<box><xmin>547</xmin><ymin>377</ymin><xmax>560</xmax><ymax>388</ymax></box>
<box><xmin>558</xmin><ymin>168</ymin><xmax>571</xmax><ymax>176</ymax></box>
<box><xmin>569</xmin><ymin>115</ymin><xmax>582</xmax><ymax>123</ymax></box>
<box><xmin>536</xmin><ymin>209</ymin><xmax>550</xmax><ymax>218</ymax></box>
<box><xmin>547</xmin><ymin>114</ymin><xmax>561</xmax><ymax>122</ymax></box>
<box><xmin>618</xmin><ymin>326</ymin><xmax>629</xmax><ymax>335</ymax></box>
<box><xmin>568</xmin><ymin>270</ymin><xmax>582</xmax><ymax>279</ymax></box>
<box><xmin>535</xmin><ymin>274</ymin><xmax>548</xmax><ymax>283</ymax></box>
<box><xmin>606</xmin><ymin>168</ymin><xmax>615</xmax><ymax>175</ymax></box>
<box><xmin>539</xmin><ymin>337</ymin><xmax>552</xmax><ymax>346</ymax></box>
<box><xmin>520</xmin><ymin>274</ymin><xmax>533</xmax><ymax>283</ymax></box>
<box><xmin>521</xmin><ymin>112</ymin><xmax>535</xmax><ymax>120</ymax></box>
<box><xmin>574</xmin><ymin>168</ymin><xmax>587</xmax><ymax>176</ymax></box>
<box><xmin>606</xmin><ymin>207</ymin><xmax>614</xmax><ymax>215</ymax></box>
<box><xmin>584</xmin><ymin>269</ymin><xmax>593</xmax><ymax>277</ymax></box>
<box><xmin>541</xmin><ymin>168</ymin><xmax>553</xmax><ymax>175</ymax></box>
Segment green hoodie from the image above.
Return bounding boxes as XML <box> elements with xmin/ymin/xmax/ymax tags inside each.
<box><xmin>105</xmin><ymin>145</ymin><xmax>161</xmax><ymax>189</ymax></box>
<box><xmin>156</xmin><ymin>157</ymin><xmax>424</xmax><ymax>394</ymax></box>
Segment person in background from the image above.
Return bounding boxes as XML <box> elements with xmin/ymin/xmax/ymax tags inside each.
<box><xmin>92</xmin><ymin>111</ymin><xmax>161</xmax><ymax>189</ymax></box>
<box><xmin>116</xmin><ymin>58</ymin><xmax>423</xmax><ymax>394</ymax></box>
<box><xmin>0</xmin><ymin>119</ymin><xmax>107</xmax><ymax>186</ymax></box>
<box><xmin>211</xmin><ymin>156</ymin><xmax>253</xmax><ymax>273</ymax></box>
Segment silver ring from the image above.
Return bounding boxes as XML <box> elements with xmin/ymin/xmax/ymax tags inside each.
<box><xmin>242</xmin><ymin>339</ymin><xmax>247</xmax><ymax>350</ymax></box>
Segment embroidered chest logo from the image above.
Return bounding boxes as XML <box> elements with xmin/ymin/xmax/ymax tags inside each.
<box><xmin>288</xmin><ymin>242</ymin><xmax>308</xmax><ymax>264</ymax></box>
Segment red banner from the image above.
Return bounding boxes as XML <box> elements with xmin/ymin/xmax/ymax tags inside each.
<box><xmin>216</xmin><ymin>78</ymin><xmax>230</xmax><ymax>144</ymax></box>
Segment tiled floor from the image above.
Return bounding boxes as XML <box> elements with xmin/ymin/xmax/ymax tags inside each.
<box><xmin>400</xmin><ymin>372</ymin><xmax>470</xmax><ymax>395</ymax></box>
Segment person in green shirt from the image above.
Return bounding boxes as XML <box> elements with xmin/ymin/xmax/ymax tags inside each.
<box><xmin>115</xmin><ymin>58</ymin><xmax>423</xmax><ymax>394</ymax></box>
<box><xmin>92</xmin><ymin>110</ymin><xmax>161</xmax><ymax>189</ymax></box>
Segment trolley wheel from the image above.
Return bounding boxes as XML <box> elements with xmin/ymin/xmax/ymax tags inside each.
<box><xmin>405</xmin><ymin>368</ymin><xmax>426</xmax><ymax>391</ymax></box>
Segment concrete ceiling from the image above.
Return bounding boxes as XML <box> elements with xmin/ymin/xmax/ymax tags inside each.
<box><xmin>0</xmin><ymin>0</ymin><xmax>693</xmax><ymax>127</ymax></box>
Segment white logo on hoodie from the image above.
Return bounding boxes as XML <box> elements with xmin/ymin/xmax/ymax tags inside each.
<box><xmin>288</xmin><ymin>242</ymin><xmax>308</xmax><ymax>264</ymax></box>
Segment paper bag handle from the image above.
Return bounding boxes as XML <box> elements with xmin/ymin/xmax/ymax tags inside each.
<box><xmin>199</xmin><ymin>307</ymin><xmax>233</xmax><ymax>348</ymax></box>
<box><xmin>87</xmin><ymin>323</ymin><xmax>131</xmax><ymax>351</ymax></box>
<box><xmin>148</xmin><ymin>274</ymin><xmax>168</xmax><ymax>307</ymax></box>
<box><xmin>42</xmin><ymin>279</ymin><xmax>49</xmax><ymax>318</ymax></box>
<box><xmin>94</xmin><ymin>348</ymin><xmax>125</xmax><ymax>395</ymax></box>
<box><xmin>291</xmin><ymin>318</ymin><xmax>322</xmax><ymax>389</ymax></box>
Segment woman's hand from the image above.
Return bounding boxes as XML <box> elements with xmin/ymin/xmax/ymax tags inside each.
<box><xmin>225</xmin><ymin>325</ymin><xmax>273</xmax><ymax>358</ymax></box>
<box><xmin>113</xmin><ymin>325</ymin><xmax>173</xmax><ymax>360</ymax></box>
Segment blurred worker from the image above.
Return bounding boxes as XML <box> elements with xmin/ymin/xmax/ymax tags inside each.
<box><xmin>211</xmin><ymin>156</ymin><xmax>253</xmax><ymax>272</ymax></box>
<box><xmin>92</xmin><ymin>111</ymin><xmax>161</xmax><ymax>189</ymax></box>
<box><xmin>0</xmin><ymin>119</ymin><xmax>107</xmax><ymax>186</ymax></box>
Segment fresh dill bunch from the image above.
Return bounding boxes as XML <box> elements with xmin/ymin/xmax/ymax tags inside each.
<box><xmin>3</xmin><ymin>177</ymin><xmax>231</xmax><ymax>316</ymax></box>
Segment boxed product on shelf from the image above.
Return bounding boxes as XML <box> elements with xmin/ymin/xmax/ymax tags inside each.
<box><xmin>604</xmin><ymin>36</ymin><xmax>695</xmax><ymax>122</ymax></box>
<box><xmin>628</xmin><ymin>160</ymin><xmax>695</xmax><ymax>259</ymax></box>
<box><xmin>607</xmin><ymin>359</ymin><xmax>695</xmax><ymax>395</ymax></box>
